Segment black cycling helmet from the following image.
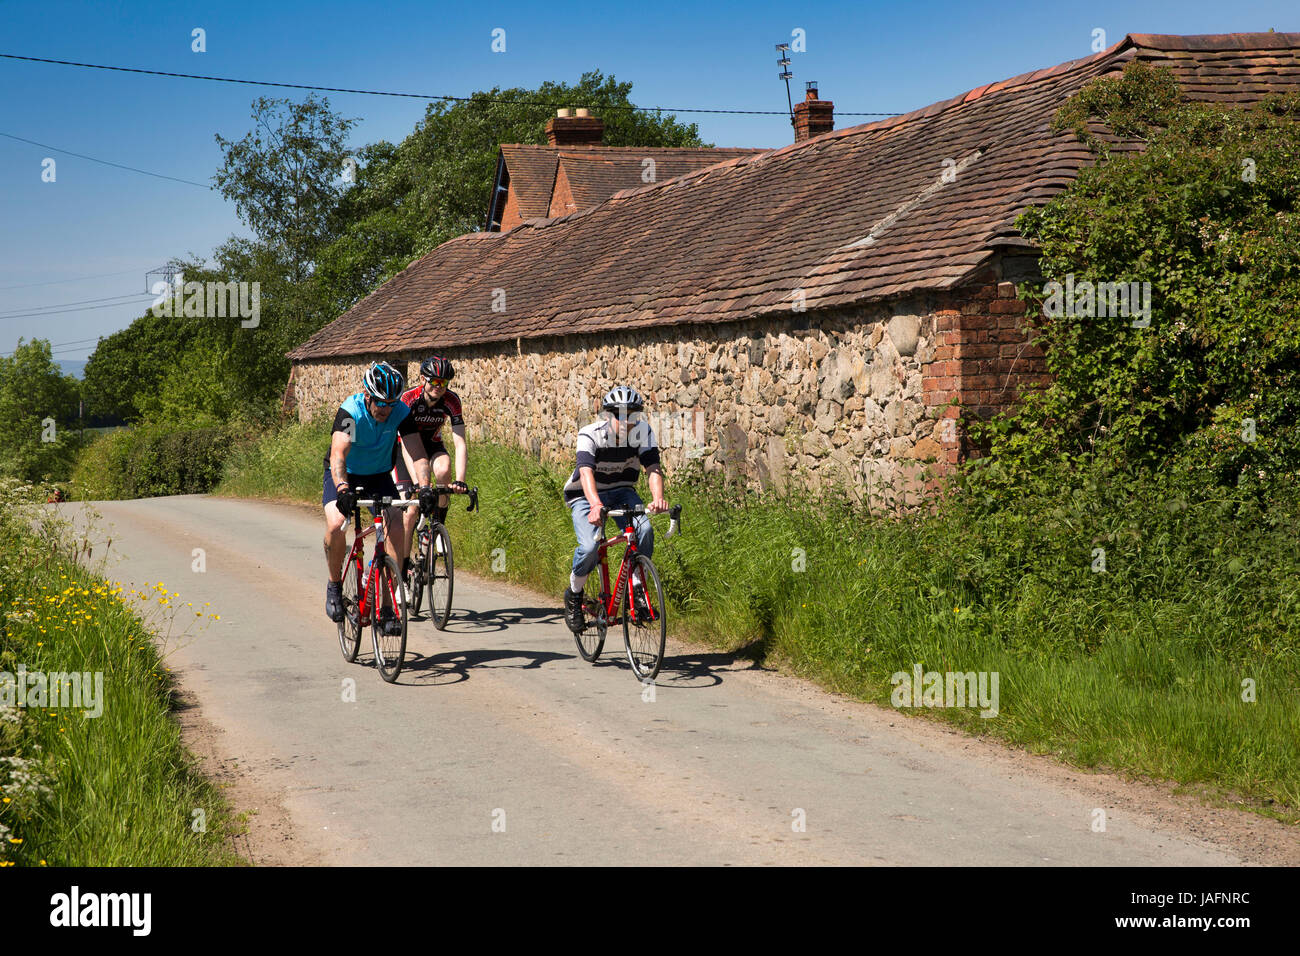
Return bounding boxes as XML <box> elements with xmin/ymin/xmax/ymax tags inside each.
<box><xmin>601</xmin><ymin>385</ymin><xmax>644</xmax><ymax>413</ymax></box>
<box><xmin>420</xmin><ymin>356</ymin><xmax>454</xmax><ymax>381</ymax></box>
<box><xmin>362</xmin><ymin>361</ymin><xmax>404</xmax><ymax>402</ymax></box>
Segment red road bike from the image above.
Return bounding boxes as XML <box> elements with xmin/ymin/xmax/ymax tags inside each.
<box><xmin>337</xmin><ymin>495</ymin><xmax>422</xmax><ymax>682</ymax></box>
<box><xmin>575</xmin><ymin>504</ymin><xmax>682</xmax><ymax>682</ymax></box>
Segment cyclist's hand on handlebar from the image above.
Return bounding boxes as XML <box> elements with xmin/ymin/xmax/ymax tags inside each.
<box><xmin>588</xmin><ymin>503</ymin><xmax>605</xmax><ymax>525</ymax></box>
<box><xmin>417</xmin><ymin>484</ymin><xmax>437</xmax><ymax>515</ymax></box>
<box><xmin>648</xmin><ymin>497</ymin><xmax>669</xmax><ymax>514</ymax></box>
<box><xmin>336</xmin><ymin>487</ymin><xmax>356</xmax><ymax>519</ymax></box>
<box><xmin>450</xmin><ymin>480</ymin><xmax>468</xmax><ymax>494</ymax></box>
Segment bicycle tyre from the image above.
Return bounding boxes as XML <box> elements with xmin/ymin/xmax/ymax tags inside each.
<box><xmin>575</xmin><ymin>569</ymin><xmax>607</xmax><ymax>662</ymax></box>
<box><xmin>409</xmin><ymin>525</ymin><xmax>428</xmax><ymax>617</ymax></box>
<box><xmin>372</xmin><ymin>554</ymin><xmax>408</xmax><ymax>682</ymax></box>
<box><xmin>622</xmin><ymin>553</ymin><xmax>666</xmax><ymax>682</ymax></box>
<box><xmin>427</xmin><ymin>523</ymin><xmax>454</xmax><ymax>630</ymax></box>
<box><xmin>337</xmin><ymin>553</ymin><xmax>363</xmax><ymax>663</ymax></box>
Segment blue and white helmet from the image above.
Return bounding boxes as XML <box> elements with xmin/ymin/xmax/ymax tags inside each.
<box><xmin>601</xmin><ymin>385</ymin><xmax>644</xmax><ymax>413</ymax></box>
<box><xmin>362</xmin><ymin>361</ymin><xmax>404</xmax><ymax>402</ymax></box>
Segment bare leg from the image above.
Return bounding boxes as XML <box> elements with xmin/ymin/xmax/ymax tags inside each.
<box><xmin>432</xmin><ymin>453</ymin><xmax>452</xmax><ymax>517</ymax></box>
<box><xmin>324</xmin><ymin>503</ymin><xmax>348</xmax><ymax>582</ymax></box>
<box><xmin>401</xmin><ymin>495</ymin><xmax>419</xmax><ymax>567</ymax></box>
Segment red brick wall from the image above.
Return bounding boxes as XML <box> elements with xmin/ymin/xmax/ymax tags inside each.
<box><xmin>499</xmin><ymin>188</ymin><xmax>525</xmax><ymax>232</ymax></box>
<box><xmin>549</xmin><ymin>165</ymin><xmax>577</xmax><ymax>218</ymax></box>
<box><xmin>922</xmin><ymin>272</ymin><xmax>1049</xmax><ymax>477</ymax></box>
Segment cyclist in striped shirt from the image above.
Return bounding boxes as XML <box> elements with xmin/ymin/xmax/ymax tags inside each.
<box><xmin>562</xmin><ymin>385</ymin><xmax>668</xmax><ymax>634</ymax></box>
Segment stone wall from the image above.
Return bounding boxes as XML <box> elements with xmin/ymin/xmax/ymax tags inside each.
<box><xmin>287</xmin><ymin>264</ymin><xmax>1047</xmax><ymax>510</ymax></box>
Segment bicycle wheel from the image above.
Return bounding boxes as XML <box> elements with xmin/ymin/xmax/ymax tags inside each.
<box><xmin>337</xmin><ymin>554</ymin><xmax>363</xmax><ymax>663</ymax></box>
<box><xmin>622</xmin><ymin>553</ymin><xmax>666</xmax><ymax>681</ymax></box>
<box><xmin>409</xmin><ymin>525</ymin><xmax>428</xmax><ymax>617</ymax></box>
<box><xmin>427</xmin><ymin>523</ymin><xmax>454</xmax><ymax>630</ymax></box>
<box><xmin>371</xmin><ymin>554</ymin><xmax>408</xmax><ymax>682</ymax></box>
<box><xmin>575</xmin><ymin>568</ymin><xmax>607</xmax><ymax>662</ymax></box>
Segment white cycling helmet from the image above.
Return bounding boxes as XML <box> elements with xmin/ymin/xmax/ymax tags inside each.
<box><xmin>601</xmin><ymin>385</ymin><xmax>644</xmax><ymax>413</ymax></box>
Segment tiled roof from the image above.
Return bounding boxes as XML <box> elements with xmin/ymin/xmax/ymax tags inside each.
<box><xmin>290</xmin><ymin>33</ymin><xmax>1300</xmax><ymax>361</ymax></box>
<box><xmin>553</xmin><ymin>147</ymin><xmax>766</xmax><ymax>213</ymax></box>
<box><xmin>493</xmin><ymin>145</ymin><xmax>764</xmax><ymax>224</ymax></box>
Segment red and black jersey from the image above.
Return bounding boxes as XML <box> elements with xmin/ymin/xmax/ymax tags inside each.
<box><xmin>398</xmin><ymin>385</ymin><xmax>464</xmax><ymax>444</ymax></box>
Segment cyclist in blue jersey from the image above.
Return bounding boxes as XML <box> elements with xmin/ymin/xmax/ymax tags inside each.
<box><xmin>323</xmin><ymin>361</ymin><xmax>436</xmax><ymax>630</ymax></box>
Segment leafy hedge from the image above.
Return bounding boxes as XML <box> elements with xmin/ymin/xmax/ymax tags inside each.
<box><xmin>71</xmin><ymin>423</ymin><xmax>240</xmax><ymax>500</ymax></box>
<box><xmin>970</xmin><ymin>63</ymin><xmax>1300</xmax><ymax>499</ymax></box>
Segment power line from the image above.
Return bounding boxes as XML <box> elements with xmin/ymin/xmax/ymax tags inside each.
<box><xmin>0</xmin><ymin>267</ymin><xmax>146</xmax><ymax>292</ymax></box>
<box><xmin>0</xmin><ymin>296</ymin><xmax>155</xmax><ymax>322</ymax></box>
<box><xmin>0</xmin><ymin>131</ymin><xmax>211</xmax><ymax>188</ymax></box>
<box><xmin>0</xmin><ymin>52</ymin><xmax>901</xmax><ymax>117</ymax></box>
<box><xmin>0</xmin><ymin>291</ymin><xmax>154</xmax><ymax>317</ymax></box>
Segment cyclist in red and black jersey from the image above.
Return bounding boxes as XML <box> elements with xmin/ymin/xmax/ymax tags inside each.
<box><xmin>392</xmin><ymin>355</ymin><xmax>469</xmax><ymax>579</ymax></box>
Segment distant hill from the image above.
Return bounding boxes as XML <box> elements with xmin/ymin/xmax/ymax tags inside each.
<box><xmin>58</xmin><ymin>360</ymin><xmax>87</xmax><ymax>379</ymax></box>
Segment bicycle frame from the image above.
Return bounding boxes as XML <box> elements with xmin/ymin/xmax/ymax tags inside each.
<box><xmin>346</xmin><ymin>498</ymin><xmax>418</xmax><ymax>623</ymax></box>
<box><xmin>590</xmin><ymin>521</ymin><xmax>644</xmax><ymax>625</ymax></box>
<box><xmin>588</xmin><ymin>504</ymin><xmax>679</xmax><ymax>623</ymax></box>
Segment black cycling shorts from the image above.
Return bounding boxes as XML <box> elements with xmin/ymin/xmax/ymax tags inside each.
<box><xmin>322</xmin><ymin>460</ymin><xmax>399</xmax><ymax>511</ymax></box>
<box><xmin>394</xmin><ymin>439</ymin><xmax>449</xmax><ymax>489</ymax></box>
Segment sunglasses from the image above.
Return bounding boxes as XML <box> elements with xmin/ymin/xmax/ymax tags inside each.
<box><xmin>371</xmin><ymin>397</ymin><xmax>401</xmax><ymax>408</ymax></box>
<box><xmin>426</xmin><ymin>377</ymin><xmax>449</xmax><ymax>388</ymax></box>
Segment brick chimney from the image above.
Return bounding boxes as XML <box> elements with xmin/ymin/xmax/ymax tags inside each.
<box><xmin>546</xmin><ymin>107</ymin><xmax>605</xmax><ymax>147</ymax></box>
<box><xmin>792</xmin><ymin>83</ymin><xmax>834</xmax><ymax>143</ymax></box>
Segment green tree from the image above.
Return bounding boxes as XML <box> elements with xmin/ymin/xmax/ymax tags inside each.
<box><xmin>213</xmin><ymin>94</ymin><xmax>360</xmax><ymax>282</ymax></box>
<box><xmin>314</xmin><ymin>71</ymin><xmax>709</xmax><ymax>312</ymax></box>
<box><xmin>0</xmin><ymin>339</ymin><xmax>82</xmax><ymax>482</ymax></box>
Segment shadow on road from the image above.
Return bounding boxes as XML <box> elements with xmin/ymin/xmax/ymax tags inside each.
<box><xmin>400</xmin><ymin>646</ymin><xmax>571</xmax><ymax>685</ymax></box>
<box><xmin>409</xmin><ymin>605</ymin><xmax>566</xmax><ymax>633</ymax></box>
<box><xmin>393</xmin><ymin>604</ymin><xmax>751</xmax><ymax>691</ymax></box>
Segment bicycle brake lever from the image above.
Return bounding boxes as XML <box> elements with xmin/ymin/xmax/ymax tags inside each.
<box><xmin>665</xmin><ymin>504</ymin><xmax>682</xmax><ymax>538</ymax></box>
<box><xmin>468</xmin><ymin>488</ymin><xmax>479</xmax><ymax>512</ymax></box>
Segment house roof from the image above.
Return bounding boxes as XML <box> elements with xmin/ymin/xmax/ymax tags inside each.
<box><xmin>290</xmin><ymin>33</ymin><xmax>1300</xmax><ymax>362</ymax></box>
<box><xmin>490</xmin><ymin>145</ymin><xmax>765</xmax><ymax>226</ymax></box>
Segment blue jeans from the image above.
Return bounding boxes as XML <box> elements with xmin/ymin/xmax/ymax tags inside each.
<box><xmin>570</xmin><ymin>487</ymin><xmax>653</xmax><ymax>578</ymax></box>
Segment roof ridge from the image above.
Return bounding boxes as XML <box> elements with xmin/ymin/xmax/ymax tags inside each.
<box><xmin>501</xmin><ymin>42</ymin><xmax>1130</xmax><ymax>219</ymax></box>
<box><xmin>1128</xmin><ymin>31</ymin><xmax>1300</xmax><ymax>50</ymax></box>
<box><xmin>502</xmin><ymin>143</ymin><xmax>764</xmax><ymax>152</ymax></box>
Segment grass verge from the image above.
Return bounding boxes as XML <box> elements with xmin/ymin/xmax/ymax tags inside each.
<box><xmin>0</xmin><ymin>480</ymin><xmax>244</xmax><ymax>865</ymax></box>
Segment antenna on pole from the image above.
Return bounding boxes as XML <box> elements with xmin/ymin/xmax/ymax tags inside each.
<box><xmin>775</xmin><ymin>43</ymin><xmax>794</xmax><ymax>128</ymax></box>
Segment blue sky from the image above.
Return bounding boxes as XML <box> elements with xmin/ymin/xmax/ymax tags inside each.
<box><xmin>2</xmin><ymin>0</ymin><xmax>1296</xmax><ymax>362</ymax></box>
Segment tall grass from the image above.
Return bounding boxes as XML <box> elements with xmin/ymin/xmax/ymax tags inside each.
<box><xmin>218</xmin><ymin>430</ymin><xmax>1300</xmax><ymax>813</ymax></box>
<box><xmin>217</xmin><ymin>416</ymin><xmax>332</xmax><ymax>502</ymax></box>
<box><xmin>0</xmin><ymin>481</ymin><xmax>243</xmax><ymax>865</ymax></box>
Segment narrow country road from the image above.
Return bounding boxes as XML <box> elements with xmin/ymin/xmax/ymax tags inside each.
<box><xmin>62</xmin><ymin>496</ymin><xmax>1290</xmax><ymax>865</ymax></box>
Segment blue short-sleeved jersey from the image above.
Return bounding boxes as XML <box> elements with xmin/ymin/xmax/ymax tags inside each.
<box><xmin>327</xmin><ymin>392</ymin><xmax>415</xmax><ymax>475</ymax></box>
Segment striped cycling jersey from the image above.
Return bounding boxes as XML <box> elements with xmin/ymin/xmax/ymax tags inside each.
<box><xmin>562</xmin><ymin>419</ymin><xmax>661</xmax><ymax>504</ymax></box>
